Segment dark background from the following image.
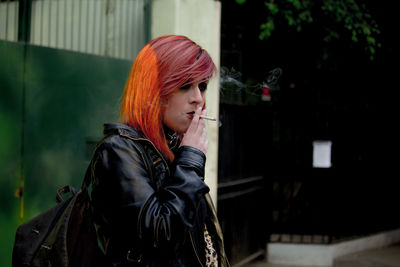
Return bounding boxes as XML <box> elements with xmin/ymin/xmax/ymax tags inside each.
<box><xmin>217</xmin><ymin>0</ymin><xmax>399</xmax><ymax>263</ymax></box>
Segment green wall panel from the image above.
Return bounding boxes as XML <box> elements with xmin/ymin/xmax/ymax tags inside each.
<box><xmin>0</xmin><ymin>40</ymin><xmax>132</xmax><ymax>266</ymax></box>
<box><xmin>0</xmin><ymin>40</ymin><xmax>24</xmax><ymax>266</ymax></box>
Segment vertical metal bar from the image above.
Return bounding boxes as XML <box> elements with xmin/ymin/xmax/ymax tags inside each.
<box><xmin>56</xmin><ymin>0</ymin><xmax>59</xmax><ymax>47</ymax></box>
<box><xmin>113</xmin><ymin>0</ymin><xmax>116</xmax><ymax>57</ymax></box>
<box><xmin>121</xmin><ymin>0</ymin><xmax>125</xmax><ymax>59</ymax></box>
<box><xmin>64</xmin><ymin>0</ymin><xmax>67</xmax><ymax>49</ymax></box>
<box><xmin>121</xmin><ymin>0</ymin><xmax>125</xmax><ymax>58</ymax></box>
<box><xmin>19</xmin><ymin>48</ymin><xmax>27</xmax><ymax>219</ymax></box>
<box><xmin>5</xmin><ymin>0</ymin><xmax>9</xmax><ymax>40</ymax></box>
<box><xmin>16</xmin><ymin>0</ymin><xmax>31</xmax><ymax>220</ymax></box>
<box><xmin>92</xmin><ymin>0</ymin><xmax>97</xmax><ymax>54</ymax></box>
<box><xmin>99</xmin><ymin>0</ymin><xmax>104</xmax><ymax>56</ymax></box>
<box><xmin>40</xmin><ymin>0</ymin><xmax>44</xmax><ymax>45</ymax></box>
<box><xmin>125</xmin><ymin>0</ymin><xmax>129</xmax><ymax>59</ymax></box>
<box><xmin>71</xmin><ymin>0</ymin><xmax>74</xmax><ymax>49</ymax></box>
<box><xmin>130</xmin><ymin>0</ymin><xmax>139</xmax><ymax>59</ymax></box>
<box><xmin>137</xmin><ymin>0</ymin><xmax>142</xmax><ymax>52</ymax></box>
<box><xmin>18</xmin><ymin>21</ymin><xmax>30</xmax><ymax>221</ymax></box>
<box><xmin>114</xmin><ymin>0</ymin><xmax>118</xmax><ymax>58</ymax></box>
<box><xmin>122</xmin><ymin>0</ymin><xmax>125</xmax><ymax>58</ymax></box>
<box><xmin>78</xmin><ymin>0</ymin><xmax>82</xmax><ymax>51</ymax></box>
<box><xmin>140</xmin><ymin>0</ymin><xmax>144</xmax><ymax>53</ymax></box>
<box><xmin>86</xmin><ymin>0</ymin><xmax>90</xmax><ymax>52</ymax></box>
<box><xmin>119</xmin><ymin>0</ymin><xmax>123</xmax><ymax>58</ymax></box>
<box><xmin>30</xmin><ymin>0</ymin><xmax>35</xmax><ymax>44</ymax></box>
<box><xmin>113</xmin><ymin>0</ymin><xmax>117</xmax><ymax>58</ymax></box>
<box><xmin>134</xmin><ymin>0</ymin><xmax>140</xmax><ymax>58</ymax></box>
<box><xmin>48</xmin><ymin>0</ymin><xmax>51</xmax><ymax>46</ymax></box>
<box><xmin>15</xmin><ymin>0</ymin><xmax>19</xmax><ymax>41</ymax></box>
<box><xmin>18</xmin><ymin>0</ymin><xmax>32</xmax><ymax>42</ymax></box>
<box><xmin>145</xmin><ymin>0</ymin><xmax>151</xmax><ymax>43</ymax></box>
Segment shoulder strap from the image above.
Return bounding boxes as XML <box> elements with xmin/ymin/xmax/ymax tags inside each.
<box><xmin>81</xmin><ymin>164</ymin><xmax>92</xmax><ymax>191</ymax></box>
<box><xmin>138</xmin><ymin>142</ymin><xmax>168</xmax><ymax>189</ymax></box>
<box><xmin>81</xmin><ymin>133</ymin><xmax>110</xmax><ymax>191</ymax></box>
<box><xmin>87</xmin><ymin>127</ymin><xmax>168</xmax><ymax>189</ymax></box>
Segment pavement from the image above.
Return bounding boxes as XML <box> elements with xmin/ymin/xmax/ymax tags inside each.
<box><xmin>244</xmin><ymin>243</ymin><xmax>400</xmax><ymax>267</ymax></box>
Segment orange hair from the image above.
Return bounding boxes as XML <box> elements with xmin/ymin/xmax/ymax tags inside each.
<box><xmin>120</xmin><ymin>35</ymin><xmax>216</xmax><ymax>161</ymax></box>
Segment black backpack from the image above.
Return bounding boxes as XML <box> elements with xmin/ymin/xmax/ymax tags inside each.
<box><xmin>12</xmin><ymin>167</ymin><xmax>107</xmax><ymax>267</ymax></box>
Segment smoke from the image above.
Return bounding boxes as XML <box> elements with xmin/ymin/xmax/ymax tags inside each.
<box><xmin>219</xmin><ymin>66</ymin><xmax>283</xmax><ymax>97</ymax></box>
<box><xmin>261</xmin><ymin>67</ymin><xmax>283</xmax><ymax>91</ymax></box>
<box><xmin>218</xmin><ymin>67</ymin><xmax>283</xmax><ymax>127</ymax></box>
<box><xmin>219</xmin><ymin>66</ymin><xmax>246</xmax><ymax>94</ymax></box>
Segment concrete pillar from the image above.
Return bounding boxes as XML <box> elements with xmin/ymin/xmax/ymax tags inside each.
<box><xmin>151</xmin><ymin>0</ymin><xmax>221</xmax><ymax>205</ymax></box>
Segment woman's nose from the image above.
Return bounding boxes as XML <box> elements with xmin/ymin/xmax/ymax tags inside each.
<box><xmin>190</xmin><ymin>86</ymin><xmax>204</xmax><ymax>105</ymax></box>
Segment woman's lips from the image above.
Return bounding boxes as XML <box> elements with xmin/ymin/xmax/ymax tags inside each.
<box><xmin>187</xmin><ymin>111</ymin><xmax>195</xmax><ymax>119</ymax></box>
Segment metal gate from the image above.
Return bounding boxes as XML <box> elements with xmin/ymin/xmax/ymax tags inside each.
<box><xmin>217</xmin><ymin>103</ymin><xmax>273</xmax><ymax>265</ymax></box>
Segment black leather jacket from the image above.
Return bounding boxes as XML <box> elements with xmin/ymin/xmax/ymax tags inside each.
<box><xmin>89</xmin><ymin>123</ymin><xmax>229</xmax><ymax>267</ymax></box>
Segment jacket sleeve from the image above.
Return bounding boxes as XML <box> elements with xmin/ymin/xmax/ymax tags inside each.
<box><xmin>91</xmin><ymin>135</ymin><xmax>210</xmax><ymax>249</ymax></box>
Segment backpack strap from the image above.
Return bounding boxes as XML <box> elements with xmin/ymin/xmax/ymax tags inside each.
<box><xmin>81</xmin><ymin>165</ymin><xmax>92</xmax><ymax>191</ymax></box>
<box><xmin>53</xmin><ymin>166</ymin><xmax>91</xmax><ymax>204</ymax></box>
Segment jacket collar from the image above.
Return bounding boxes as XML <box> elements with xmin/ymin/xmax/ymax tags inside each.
<box><xmin>103</xmin><ymin>122</ymin><xmax>180</xmax><ymax>150</ymax></box>
<box><xmin>102</xmin><ymin>122</ymin><xmax>145</xmax><ymax>140</ymax></box>
<box><xmin>103</xmin><ymin>122</ymin><xmax>172</xmax><ymax>174</ymax></box>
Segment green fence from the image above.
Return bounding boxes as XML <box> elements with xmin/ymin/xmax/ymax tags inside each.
<box><xmin>0</xmin><ymin>29</ymin><xmax>145</xmax><ymax>267</ymax></box>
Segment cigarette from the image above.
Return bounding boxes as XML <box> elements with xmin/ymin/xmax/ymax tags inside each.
<box><xmin>199</xmin><ymin>115</ymin><xmax>216</xmax><ymax>121</ymax></box>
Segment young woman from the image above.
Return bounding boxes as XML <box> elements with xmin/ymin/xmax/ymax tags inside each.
<box><xmin>89</xmin><ymin>35</ymin><xmax>229</xmax><ymax>266</ymax></box>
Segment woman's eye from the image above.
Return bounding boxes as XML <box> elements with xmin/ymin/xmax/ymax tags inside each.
<box><xmin>199</xmin><ymin>82</ymin><xmax>207</xmax><ymax>91</ymax></box>
<box><xmin>180</xmin><ymin>83</ymin><xmax>191</xmax><ymax>90</ymax></box>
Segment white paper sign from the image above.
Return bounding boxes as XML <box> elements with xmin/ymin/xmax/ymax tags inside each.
<box><xmin>313</xmin><ymin>140</ymin><xmax>332</xmax><ymax>168</ymax></box>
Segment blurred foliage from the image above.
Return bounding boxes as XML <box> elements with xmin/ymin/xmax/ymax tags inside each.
<box><xmin>235</xmin><ymin>0</ymin><xmax>380</xmax><ymax>60</ymax></box>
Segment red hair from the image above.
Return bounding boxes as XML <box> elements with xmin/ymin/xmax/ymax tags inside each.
<box><xmin>120</xmin><ymin>35</ymin><xmax>217</xmax><ymax>161</ymax></box>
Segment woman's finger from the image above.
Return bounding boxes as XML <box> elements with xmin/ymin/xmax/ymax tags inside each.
<box><xmin>187</xmin><ymin>106</ymin><xmax>202</xmax><ymax>133</ymax></box>
<box><xmin>179</xmin><ymin>106</ymin><xmax>209</xmax><ymax>153</ymax></box>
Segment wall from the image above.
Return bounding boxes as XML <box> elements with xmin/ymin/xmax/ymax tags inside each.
<box><xmin>0</xmin><ymin>0</ymin><xmax>148</xmax><ymax>60</ymax></box>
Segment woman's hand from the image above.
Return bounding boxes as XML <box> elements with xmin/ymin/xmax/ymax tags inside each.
<box><xmin>180</xmin><ymin>107</ymin><xmax>208</xmax><ymax>154</ymax></box>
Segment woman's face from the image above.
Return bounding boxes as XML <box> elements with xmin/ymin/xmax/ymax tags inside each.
<box><xmin>162</xmin><ymin>81</ymin><xmax>207</xmax><ymax>134</ymax></box>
